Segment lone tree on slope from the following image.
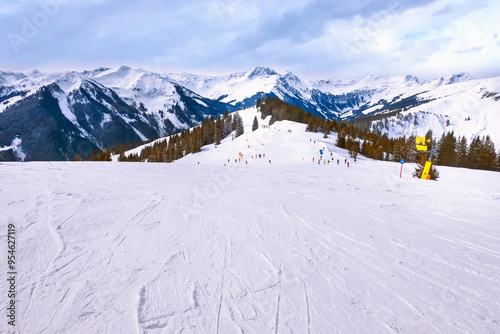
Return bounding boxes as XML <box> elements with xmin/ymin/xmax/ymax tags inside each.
<box><xmin>252</xmin><ymin>115</ymin><xmax>259</xmax><ymax>132</ymax></box>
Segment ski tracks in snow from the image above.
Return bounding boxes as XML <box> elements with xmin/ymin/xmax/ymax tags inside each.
<box><xmin>3</xmin><ymin>162</ymin><xmax>499</xmax><ymax>333</ymax></box>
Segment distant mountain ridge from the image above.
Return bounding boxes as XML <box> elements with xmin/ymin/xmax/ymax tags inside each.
<box><xmin>166</xmin><ymin>67</ymin><xmax>500</xmax><ymax>147</ymax></box>
<box><xmin>1</xmin><ymin>66</ymin><xmax>499</xmax><ymax>161</ymax></box>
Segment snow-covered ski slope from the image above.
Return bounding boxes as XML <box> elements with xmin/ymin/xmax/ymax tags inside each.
<box><xmin>1</xmin><ymin>108</ymin><xmax>499</xmax><ymax>333</ymax></box>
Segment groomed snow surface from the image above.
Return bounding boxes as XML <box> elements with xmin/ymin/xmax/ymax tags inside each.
<box><xmin>1</xmin><ymin>108</ymin><xmax>500</xmax><ymax>333</ymax></box>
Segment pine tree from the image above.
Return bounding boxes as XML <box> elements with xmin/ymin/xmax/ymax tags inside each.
<box><xmin>496</xmin><ymin>150</ymin><xmax>500</xmax><ymax>172</ymax></box>
<box><xmin>221</xmin><ymin>112</ymin><xmax>229</xmax><ymax>138</ymax></box>
<box><xmin>306</xmin><ymin>119</ymin><xmax>316</xmax><ymax>132</ymax></box>
<box><xmin>436</xmin><ymin>131</ymin><xmax>457</xmax><ymax>166</ymax></box>
<box><xmin>252</xmin><ymin>115</ymin><xmax>259</xmax><ymax>131</ymax></box>
<box><xmin>256</xmin><ymin>98</ymin><xmax>262</xmax><ymax>108</ymax></box>
<box><xmin>214</xmin><ymin>116</ymin><xmax>222</xmax><ymax>145</ymax></box>
<box><xmin>193</xmin><ymin>128</ymin><xmax>202</xmax><ymax>153</ymax></box>
<box><xmin>361</xmin><ymin>140</ymin><xmax>371</xmax><ymax>157</ymax></box>
<box><xmin>232</xmin><ymin>111</ymin><xmax>239</xmax><ymax>130</ymax></box>
<box><xmin>346</xmin><ymin>137</ymin><xmax>360</xmax><ymax>158</ymax></box>
<box><xmin>456</xmin><ymin>136</ymin><xmax>468</xmax><ymax>167</ymax></box>
<box><xmin>468</xmin><ymin>136</ymin><xmax>483</xmax><ymax>169</ymax></box>
<box><xmin>479</xmin><ymin>135</ymin><xmax>496</xmax><ymax>170</ymax></box>
<box><xmin>105</xmin><ymin>149</ymin><xmax>111</xmax><ymax>161</ymax></box>
<box><xmin>224</xmin><ymin>114</ymin><xmax>233</xmax><ymax>136</ymax></box>
<box><xmin>201</xmin><ymin>117</ymin><xmax>215</xmax><ymax>146</ymax></box>
<box><xmin>234</xmin><ymin>111</ymin><xmax>244</xmax><ymax>138</ymax></box>
<box><xmin>336</xmin><ymin>133</ymin><xmax>346</xmax><ymax>149</ymax></box>
<box><xmin>323</xmin><ymin>121</ymin><xmax>332</xmax><ymax>137</ymax></box>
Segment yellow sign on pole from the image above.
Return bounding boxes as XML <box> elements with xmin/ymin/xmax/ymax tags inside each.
<box><xmin>415</xmin><ymin>136</ymin><xmax>434</xmax><ymax>180</ymax></box>
<box><xmin>416</xmin><ymin>136</ymin><xmax>428</xmax><ymax>151</ymax></box>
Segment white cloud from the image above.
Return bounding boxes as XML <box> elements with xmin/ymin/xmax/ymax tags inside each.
<box><xmin>0</xmin><ymin>0</ymin><xmax>498</xmax><ymax>80</ymax></box>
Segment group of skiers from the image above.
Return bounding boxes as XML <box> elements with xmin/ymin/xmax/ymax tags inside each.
<box><xmin>312</xmin><ymin>156</ymin><xmax>354</xmax><ymax>167</ymax></box>
<box><xmin>309</xmin><ymin>142</ymin><xmax>356</xmax><ymax>167</ymax></box>
<box><xmin>225</xmin><ymin>151</ymin><xmax>268</xmax><ymax>165</ymax></box>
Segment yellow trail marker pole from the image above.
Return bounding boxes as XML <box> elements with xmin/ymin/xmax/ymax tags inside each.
<box><xmin>421</xmin><ymin>161</ymin><xmax>432</xmax><ymax>180</ymax></box>
<box><xmin>415</xmin><ymin>137</ymin><xmax>435</xmax><ymax>180</ymax></box>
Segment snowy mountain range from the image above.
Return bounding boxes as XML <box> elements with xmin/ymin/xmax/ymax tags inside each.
<box><xmin>1</xmin><ymin>66</ymin><xmax>499</xmax><ymax>160</ymax></box>
<box><xmin>167</xmin><ymin>68</ymin><xmax>500</xmax><ymax>146</ymax></box>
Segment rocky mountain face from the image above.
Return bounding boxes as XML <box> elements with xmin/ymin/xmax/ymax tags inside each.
<box><xmin>0</xmin><ymin>67</ymin><xmax>235</xmax><ymax>160</ymax></box>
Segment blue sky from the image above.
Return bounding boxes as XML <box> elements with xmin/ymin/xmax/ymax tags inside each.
<box><xmin>1</xmin><ymin>0</ymin><xmax>499</xmax><ymax>80</ymax></box>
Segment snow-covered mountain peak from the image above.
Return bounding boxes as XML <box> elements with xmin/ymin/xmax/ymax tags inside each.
<box><xmin>0</xmin><ymin>71</ymin><xmax>28</xmax><ymax>85</ymax></box>
<box><xmin>80</xmin><ymin>67</ymin><xmax>111</xmax><ymax>78</ymax></box>
<box><xmin>352</xmin><ymin>74</ymin><xmax>425</xmax><ymax>92</ymax></box>
<box><xmin>92</xmin><ymin>66</ymin><xmax>150</xmax><ymax>90</ymax></box>
<box><xmin>248</xmin><ymin>67</ymin><xmax>279</xmax><ymax>79</ymax></box>
<box><xmin>283</xmin><ymin>71</ymin><xmax>302</xmax><ymax>83</ymax></box>
<box><xmin>28</xmin><ymin>69</ymin><xmax>43</xmax><ymax>77</ymax></box>
<box><xmin>226</xmin><ymin>71</ymin><xmax>248</xmax><ymax>80</ymax></box>
<box><xmin>444</xmin><ymin>72</ymin><xmax>473</xmax><ymax>85</ymax></box>
<box><xmin>54</xmin><ymin>72</ymin><xmax>85</xmax><ymax>94</ymax></box>
<box><xmin>403</xmin><ymin>74</ymin><xmax>423</xmax><ymax>86</ymax></box>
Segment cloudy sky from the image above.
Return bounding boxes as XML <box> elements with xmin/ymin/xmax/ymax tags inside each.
<box><xmin>1</xmin><ymin>0</ymin><xmax>499</xmax><ymax>80</ymax></box>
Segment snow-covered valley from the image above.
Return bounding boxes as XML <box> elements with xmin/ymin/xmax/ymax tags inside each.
<box><xmin>1</xmin><ymin>115</ymin><xmax>499</xmax><ymax>333</ymax></box>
